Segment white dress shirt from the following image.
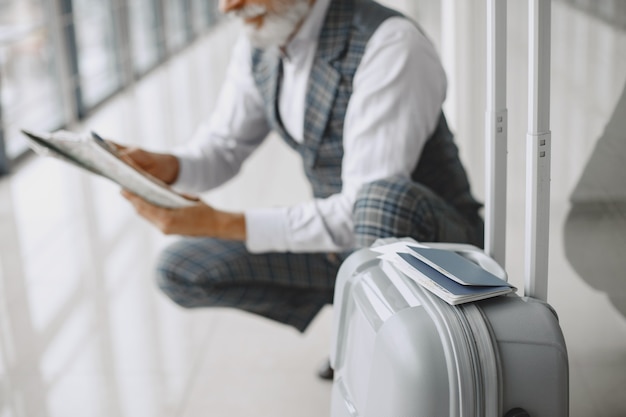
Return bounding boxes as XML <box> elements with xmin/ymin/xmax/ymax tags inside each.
<box><xmin>173</xmin><ymin>0</ymin><xmax>448</xmax><ymax>253</ymax></box>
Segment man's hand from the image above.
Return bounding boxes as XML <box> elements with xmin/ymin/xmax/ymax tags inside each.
<box><xmin>122</xmin><ymin>190</ymin><xmax>247</xmax><ymax>241</ymax></box>
<box><xmin>111</xmin><ymin>143</ymin><xmax>180</xmax><ymax>185</ymax></box>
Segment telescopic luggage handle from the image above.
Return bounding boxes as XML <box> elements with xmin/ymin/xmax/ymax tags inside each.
<box><xmin>484</xmin><ymin>0</ymin><xmax>552</xmax><ymax>301</ymax></box>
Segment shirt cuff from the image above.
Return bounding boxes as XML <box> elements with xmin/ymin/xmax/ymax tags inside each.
<box><xmin>170</xmin><ymin>151</ymin><xmax>202</xmax><ymax>194</ymax></box>
<box><xmin>171</xmin><ymin>155</ymin><xmax>190</xmax><ymax>189</ymax></box>
<box><xmin>245</xmin><ymin>207</ymin><xmax>290</xmax><ymax>253</ymax></box>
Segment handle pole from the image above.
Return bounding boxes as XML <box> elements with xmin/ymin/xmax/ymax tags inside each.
<box><xmin>485</xmin><ymin>0</ymin><xmax>508</xmax><ymax>268</ymax></box>
<box><xmin>525</xmin><ymin>0</ymin><xmax>552</xmax><ymax>301</ymax></box>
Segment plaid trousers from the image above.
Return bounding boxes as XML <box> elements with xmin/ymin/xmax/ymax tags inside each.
<box><xmin>156</xmin><ymin>176</ymin><xmax>483</xmax><ymax>332</ymax></box>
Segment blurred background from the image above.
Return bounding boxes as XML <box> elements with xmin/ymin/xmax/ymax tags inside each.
<box><xmin>0</xmin><ymin>0</ymin><xmax>625</xmax><ymax>416</ymax></box>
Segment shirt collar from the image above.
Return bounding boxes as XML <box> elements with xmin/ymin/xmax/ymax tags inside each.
<box><xmin>283</xmin><ymin>0</ymin><xmax>331</xmax><ymax>59</ymax></box>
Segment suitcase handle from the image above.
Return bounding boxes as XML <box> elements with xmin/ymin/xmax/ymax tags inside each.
<box><xmin>485</xmin><ymin>0</ymin><xmax>552</xmax><ymax>301</ymax></box>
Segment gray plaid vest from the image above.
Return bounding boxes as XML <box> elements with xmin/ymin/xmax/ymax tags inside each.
<box><xmin>252</xmin><ymin>0</ymin><xmax>481</xmax><ymax>217</ymax></box>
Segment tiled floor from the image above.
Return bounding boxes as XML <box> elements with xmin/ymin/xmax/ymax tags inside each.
<box><xmin>1</xmin><ymin>3</ymin><xmax>626</xmax><ymax>417</ymax></box>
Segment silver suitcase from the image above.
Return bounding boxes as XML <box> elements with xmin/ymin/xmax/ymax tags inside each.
<box><xmin>329</xmin><ymin>241</ymin><xmax>568</xmax><ymax>416</ymax></box>
<box><xmin>329</xmin><ymin>2</ymin><xmax>568</xmax><ymax>416</ymax></box>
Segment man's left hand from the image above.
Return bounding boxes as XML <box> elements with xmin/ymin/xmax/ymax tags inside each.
<box><xmin>122</xmin><ymin>190</ymin><xmax>247</xmax><ymax>241</ymax></box>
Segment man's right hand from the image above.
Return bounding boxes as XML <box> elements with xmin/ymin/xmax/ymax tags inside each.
<box><xmin>112</xmin><ymin>143</ymin><xmax>180</xmax><ymax>185</ymax></box>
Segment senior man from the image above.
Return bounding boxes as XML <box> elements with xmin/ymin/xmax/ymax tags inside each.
<box><xmin>122</xmin><ymin>0</ymin><xmax>483</xmax><ymax>364</ymax></box>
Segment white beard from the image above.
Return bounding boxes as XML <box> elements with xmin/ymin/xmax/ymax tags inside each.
<box><xmin>231</xmin><ymin>0</ymin><xmax>311</xmax><ymax>49</ymax></box>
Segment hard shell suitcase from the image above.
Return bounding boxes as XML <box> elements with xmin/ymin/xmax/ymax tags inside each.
<box><xmin>329</xmin><ymin>241</ymin><xmax>568</xmax><ymax>417</ymax></box>
<box><xmin>329</xmin><ymin>1</ymin><xmax>569</xmax><ymax>416</ymax></box>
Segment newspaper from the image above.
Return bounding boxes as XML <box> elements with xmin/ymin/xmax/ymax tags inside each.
<box><xmin>22</xmin><ymin>129</ymin><xmax>196</xmax><ymax>209</ymax></box>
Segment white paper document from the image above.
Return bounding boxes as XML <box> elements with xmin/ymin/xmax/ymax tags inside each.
<box><xmin>22</xmin><ymin>129</ymin><xmax>196</xmax><ymax>209</ymax></box>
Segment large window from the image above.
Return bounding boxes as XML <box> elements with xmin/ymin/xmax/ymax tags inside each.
<box><xmin>163</xmin><ymin>0</ymin><xmax>191</xmax><ymax>52</ymax></box>
<box><xmin>129</xmin><ymin>0</ymin><xmax>163</xmax><ymax>76</ymax></box>
<box><xmin>72</xmin><ymin>0</ymin><xmax>123</xmax><ymax>109</ymax></box>
<box><xmin>0</xmin><ymin>0</ymin><xmax>220</xmax><ymax>175</ymax></box>
<box><xmin>0</xmin><ymin>0</ymin><xmax>64</xmax><ymax>165</ymax></box>
<box><xmin>192</xmin><ymin>0</ymin><xmax>219</xmax><ymax>33</ymax></box>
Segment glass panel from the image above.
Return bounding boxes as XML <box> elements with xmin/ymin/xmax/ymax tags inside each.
<box><xmin>163</xmin><ymin>0</ymin><xmax>189</xmax><ymax>52</ymax></box>
<box><xmin>72</xmin><ymin>0</ymin><xmax>122</xmax><ymax>108</ymax></box>
<box><xmin>0</xmin><ymin>0</ymin><xmax>64</xmax><ymax>159</ymax></box>
<box><xmin>191</xmin><ymin>0</ymin><xmax>211</xmax><ymax>33</ymax></box>
<box><xmin>129</xmin><ymin>0</ymin><xmax>161</xmax><ymax>75</ymax></box>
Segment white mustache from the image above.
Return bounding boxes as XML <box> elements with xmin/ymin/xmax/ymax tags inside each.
<box><xmin>230</xmin><ymin>4</ymin><xmax>268</xmax><ymax>20</ymax></box>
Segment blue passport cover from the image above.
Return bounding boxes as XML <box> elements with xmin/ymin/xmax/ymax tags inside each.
<box><xmin>408</xmin><ymin>246</ymin><xmax>511</xmax><ymax>287</ymax></box>
<box><xmin>397</xmin><ymin>252</ymin><xmax>512</xmax><ymax>298</ymax></box>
